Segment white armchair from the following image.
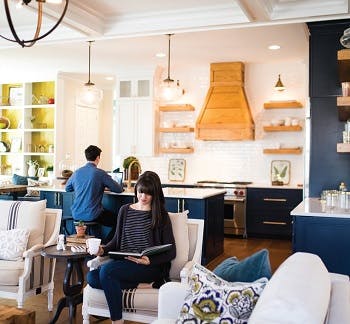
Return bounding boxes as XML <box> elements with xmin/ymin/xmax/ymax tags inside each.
<box><xmin>0</xmin><ymin>200</ymin><xmax>62</xmax><ymax>310</ymax></box>
<box><xmin>82</xmin><ymin>214</ymin><xmax>204</xmax><ymax>323</ymax></box>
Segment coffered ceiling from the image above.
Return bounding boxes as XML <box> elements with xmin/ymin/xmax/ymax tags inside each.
<box><xmin>0</xmin><ymin>0</ymin><xmax>348</xmax><ymax>81</ymax></box>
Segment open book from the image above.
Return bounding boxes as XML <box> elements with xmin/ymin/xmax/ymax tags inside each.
<box><xmin>108</xmin><ymin>244</ymin><xmax>172</xmax><ymax>259</ymax></box>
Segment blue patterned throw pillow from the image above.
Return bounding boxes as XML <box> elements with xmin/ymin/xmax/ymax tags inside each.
<box><xmin>176</xmin><ymin>263</ymin><xmax>268</xmax><ymax>324</ymax></box>
<box><xmin>213</xmin><ymin>249</ymin><xmax>272</xmax><ymax>282</ymax></box>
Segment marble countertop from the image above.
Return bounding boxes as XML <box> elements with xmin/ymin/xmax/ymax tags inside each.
<box><xmin>291</xmin><ymin>197</ymin><xmax>350</xmax><ymax>218</ymax></box>
<box><xmin>36</xmin><ymin>184</ymin><xmax>226</xmax><ymax>199</ymax></box>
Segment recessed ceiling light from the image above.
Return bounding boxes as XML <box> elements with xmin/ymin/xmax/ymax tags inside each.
<box><xmin>105</xmin><ymin>76</ymin><xmax>114</xmax><ymax>81</ymax></box>
<box><xmin>156</xmin><ymin>52</ymin><xmax>166</xmax><ymax>58</ymax></box>
<box><xmin>268</xmin><ymin>45</ymin><xmax>281</xmax><ymax>50</ymax></box>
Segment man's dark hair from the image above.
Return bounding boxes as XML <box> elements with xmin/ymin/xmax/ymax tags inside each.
<box><xmin>85</xmin><ymin>145</ymin><xmax>102</xmax><ymax>161</ymax></box>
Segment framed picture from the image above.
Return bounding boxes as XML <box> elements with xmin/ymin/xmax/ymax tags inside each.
<box><xmin>271</xmin><ymin>160</ymin><xmax>290</xmax><ymax>185</ymax></box>
<box><xmin>9</xmin><ymin>87</ymin><xmax>23</xmax><ymax>106</ymax></box>
<box><xmin>168</xmin><ymin>159</ymin><xmax>186</xmax><ymax>182</ymax></box>
<box><xmin>10</xmin><ymin>137</ymin><xmax>22</xmax><ymax>152</ymax></box>
<box><xmin>37</xmin><ymin>167</ymin><xmax>45</xmax><ymax>177</ymax></box>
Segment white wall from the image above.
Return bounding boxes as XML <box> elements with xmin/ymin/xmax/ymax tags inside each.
<box><xmin>135</xmin><ymin>60</ymin><xmax>307</xmax><ymax>186</ymax></box>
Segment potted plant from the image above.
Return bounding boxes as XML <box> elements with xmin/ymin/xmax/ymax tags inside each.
<box><xmin>122</xmin><ymin>156</ymin><xmax>139</xmax><ymax>180</ymax></box>
<box><xmin>75</xmin><ymin>220</ymin><xmax>87</xmax><ymax>237</ymax></box>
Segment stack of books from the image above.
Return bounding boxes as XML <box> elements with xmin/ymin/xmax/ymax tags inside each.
<box><xmin>66</xmin><ymin>234</ymin><xmax>95</xmax><ymax>247</ymax></box>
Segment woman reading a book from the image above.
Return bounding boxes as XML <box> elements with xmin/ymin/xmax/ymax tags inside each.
<box><xmin>87</xmin><ymin>171</ymin><xmax>176</xmax><ymax>324</ymax></box>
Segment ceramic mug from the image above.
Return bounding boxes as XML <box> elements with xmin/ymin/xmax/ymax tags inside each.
<box><xmin>86</xmin><ymin>238</ymin><xmax>101</xmax><ymax>255</ymax></box>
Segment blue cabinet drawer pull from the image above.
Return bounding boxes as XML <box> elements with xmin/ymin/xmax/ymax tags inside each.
<box><xmin>263</xmin><ymin>198</ymin><xmax>287</xmax><ymax>202</ymax></box>
<box><xmin>263</xmin><ymin>221</ymin><xmax>287</xmax><ymax>225</ymax></box>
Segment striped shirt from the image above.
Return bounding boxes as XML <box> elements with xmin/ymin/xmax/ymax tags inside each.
<box><xmin>120</xmin><ymin>207</ymin><xmax>152</xmax><ymax>253</ymax></box>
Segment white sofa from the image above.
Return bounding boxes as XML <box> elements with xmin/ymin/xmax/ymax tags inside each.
<box><xmin>155</xmin><ymin>252</ymin><xmax>350</xmax><ymax>324</ymax></box>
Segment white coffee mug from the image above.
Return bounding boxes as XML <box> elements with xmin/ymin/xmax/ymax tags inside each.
<box><xmin>86</xmin><ymin>238</ymin><xmax>101</xmax><ymax>255</ymax></box>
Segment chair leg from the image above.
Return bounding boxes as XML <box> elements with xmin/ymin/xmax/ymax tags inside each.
<box><xmin>17</xmin><ymin>299</ymin><xmax>24</xmax><ymax>309</ymax></box>
<box><xmin>82</xmin><ymin>303</ymin><xmax>90</xmax><ymax>324</ymax></box>
<box><xmin>48</xmin><ymin>287</ymin><xmax>54</xmax><ymax>311</ymax></box>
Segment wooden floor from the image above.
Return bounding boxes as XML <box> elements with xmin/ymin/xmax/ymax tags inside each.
<box><xmin>0</xmin><ymin>236</ymin><xmax>292</xmax><ymax>323</ymax></box>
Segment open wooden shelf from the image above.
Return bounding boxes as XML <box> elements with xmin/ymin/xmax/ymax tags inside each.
<box><xmin>338</xmin><ymin>49</ymin><xmax>350</xmax><ymax>82</ymax></box>
<box><xmin>337</xmin><ymin>143</ymin><xmax>350</xmax><ymax>153</ymax></box>
<box><xmin>336</xmin><ymin>97</ymin><xmax>350</xmax><ymax>121</ymax></box>
<box><xmin>159</xmin><ymin>104</ymin><xmax>195</xmax><ymax>112</ymax></box>
<box><xmin>264</xmin><ymin>101</ymin><xmax>303</xmax><ymax>109</ymax></box>
<box><xmin>336</xmin><ymin>96</ymin><xmax>350</xmax><ymax>106</ymax></box>
<box><xmin>159</xmin><ymin>127</ymin><xmax>194</xmax><ymax>133</ymax></box>
<box><xmin>159</xmin><ymin>147</ymin><xmax>194</xmax><ymax>154</ymax></box>
<box><xmin>263</xmin><ymin>147</ymin><xmax>303</xmax><ymax>154</ymax></box>
<box><xmin>263</xmin><ymin>125</ymin><xmax>302</xmax><ymax>132</ymax></box>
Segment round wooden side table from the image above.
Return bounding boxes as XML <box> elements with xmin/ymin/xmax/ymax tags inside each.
<box><xmin>41</xmin><ymin>245</ymin><xmax>88</xmax><ymax>324</ymax></box>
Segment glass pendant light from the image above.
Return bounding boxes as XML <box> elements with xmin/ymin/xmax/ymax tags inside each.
<box><xmin>340</xmin><ymin>28</ymin><xmax>350</xmax><ymax>48</ymax></box>
<box><xmin>78</xmin><ymin>40</ymin><xmax>103</xmax><ymax>106</ymax></box>
<box><xmin>160</xmin><ymin>34</ymin><xmax>183</xmax><ymax>101</ymax></box>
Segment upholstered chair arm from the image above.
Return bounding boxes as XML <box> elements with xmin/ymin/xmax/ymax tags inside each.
<box><xmin>180</xmin><ymin>260</ymin><xmax>195</xmax><ymax>283</ymax></box>
<box><xmin>87</xmin><ymin>256</ymin><xmax>112</xmax><ymax>270</ymax></box>
<box><xmin>158</xmin><ymin>282</ymin><xmax>187</xmax><ymax>320</ymax></box>
<box><xmin>22</xmin><ymin>244</ymin><xmax>44</xmax><ymax>258</ymax></box>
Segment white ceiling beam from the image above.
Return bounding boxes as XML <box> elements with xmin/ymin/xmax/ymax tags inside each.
<box><xmin>101</xmin><ymin>4</ymin><xmax>250</xmax><ymax>38</ymax></box>
<box><xmin>44</xmin><ymin>1</ymin><xmax>105</xmax><ymax>37</ymax></box>
<box><xmin>270</xmin><ymin>0</ymin><xmax>349</xmax><ymax>20</ymax></box>
<box><xmin>236</xmin><ymin>0</ymin><xmax>273</xmax><ymax>22</ymax></box>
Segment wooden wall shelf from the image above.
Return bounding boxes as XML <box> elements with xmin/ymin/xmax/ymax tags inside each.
<box><xmin>264</xmin><ymin>100</ymin><xmax>303</xmax><ymax>109</ymax></box>
<box><xmin>337</xmin><ymin>143</ymin><xmax>350</xmax><ymax>153</ymax></box>
<box><xmin>263</xmin><ymin>148</ymin><xmax>302</xmax><ymax>154</ymax></box>
<box><xmin>338</xmin><ymin>49</ymin><xmax>350</xmax><ymax>82</ymax></box>
<box><xmin>159</xmin><ymin>147</ymin><xmax>194</xmax><ymax>154</ymax></box>
<box><xmin>263</xmin><ymin>125</ymin><xmax>302</xmax><ymax>132</ymax></box>
<box><xmin>159</xmin><ymin>127</ymin><xmax>194</xmax><ymax>133</ymax></box>
<box><xmin>159</xmin><ymin>104</ymin><xmax>195</xmax><ymax>112</ymax></box>
<box><xmin>336</xmin><ymin>97</ymin><xmax>350</xmax><ymax>121</ymax></box>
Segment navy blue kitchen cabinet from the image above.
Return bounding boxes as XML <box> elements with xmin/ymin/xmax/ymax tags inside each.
<box><xmin>308</xmin><ymin>20</ymin><xmax>350</xmax><ymax>196</ymax></box>
<box><xmin>40</xmin><ymin>191</ymin><xmax>75</xmax><ymax>234</ymax></box>
<box><xmin>293</xmin><ymin>215</ymin><xmax>350</xmax><ymax>275</ymax></box>
<box><xmin>246</xmin><ymin>188</ymin><xmax>302</xmax><ymax>238</ymax></box>
<box><xmin>165</xmin><ymin>194</ymin><xmax>224</xmax><ymax>265</ymax></box>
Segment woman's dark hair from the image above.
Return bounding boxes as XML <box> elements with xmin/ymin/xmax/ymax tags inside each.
<box><xmin>134</xmin><ymin>171</ymin><xmax>167</xmax><ymax>228</ymax></box>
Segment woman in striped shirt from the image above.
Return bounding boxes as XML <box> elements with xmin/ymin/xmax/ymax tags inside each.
<box><xmin>87</xmin><ymin>171</ymin><xmax>176</xmax><ymax>324</ymax></box>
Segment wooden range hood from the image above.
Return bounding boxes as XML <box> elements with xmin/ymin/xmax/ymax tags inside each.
<box><xmin>196</xmin><ymin>62</ymin><xmax>254</xmax><ymax>140</ymax></box>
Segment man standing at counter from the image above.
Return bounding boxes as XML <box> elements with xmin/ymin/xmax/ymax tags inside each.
<box><xmin>66</xmin><ymin>145</ymin><xmax>123</xmax><ymax>242</ymax></box>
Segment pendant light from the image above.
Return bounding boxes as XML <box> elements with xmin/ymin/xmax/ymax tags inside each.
<box><xmin>78</xmin><ymin>40</ymin><xmax>103</xmax><ymax>106</ymax></box>
<box><xmin>160</xmin><ymin>34</ymin><xmax>183</xmax><ymax>101</ymax></box>
<box><xmin>1</xmin><ymin>0</ymin><xmax>69</xmax><ymax>48</ymax></box>
<box><xmin>274</xmin><ymin>74</ymin><xmax>285</xmax><ymax>91</ymax></box>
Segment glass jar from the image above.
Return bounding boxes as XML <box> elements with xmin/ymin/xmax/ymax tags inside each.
<box><xmin>345</xmin><ymin>192</ymin><xmax>350</xmax><ymax>211</ymax></box>
<box><xmin>58</xmin><ymin>153</ymin><xmax>75</xmax><ymax>180</ymax></box>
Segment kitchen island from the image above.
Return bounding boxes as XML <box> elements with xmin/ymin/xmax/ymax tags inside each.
<box><xmin>291</xmin><ymin>198</ymin><xmax>350</xmax><ymax>275</ymax></box>
<box><xmin>39</xmin><ymin>185</ymin><xmax>226</xmax><ymax>265</ymax></box>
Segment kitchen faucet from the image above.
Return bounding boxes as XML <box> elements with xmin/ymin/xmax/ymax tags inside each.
<box><xmin>127</xmin><ymin>160</ymin><xmax>142</xmax><ymax>190</ymax></box>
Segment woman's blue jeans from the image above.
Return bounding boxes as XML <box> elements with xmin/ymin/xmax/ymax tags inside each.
<box><xmin>87</xmin><ymin>259</ymin><xmax>162</xmax><ymax>321</ymax></box>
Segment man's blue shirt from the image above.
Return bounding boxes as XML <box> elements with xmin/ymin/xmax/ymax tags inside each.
<box><xmin>65</xmin><ymin>162</ymin><xmax>123</xmax><ymax>221</ymax></box>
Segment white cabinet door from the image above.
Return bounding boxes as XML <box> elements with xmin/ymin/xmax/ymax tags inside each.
<box><xmin>116</xmin><ymin>99</ymin><xmax>154</xmax><ymax>157</ymax></box>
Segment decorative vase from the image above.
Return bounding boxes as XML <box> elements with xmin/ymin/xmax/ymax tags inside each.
<box><xmin>28</xmin><ymin>165</ymin><xmax>37</xmax><ymax>177</ymax></box>
<box><xmin>75</xmin><ymin>225</ymin><xmax>87</xmax><ymax>238</ymax></box>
